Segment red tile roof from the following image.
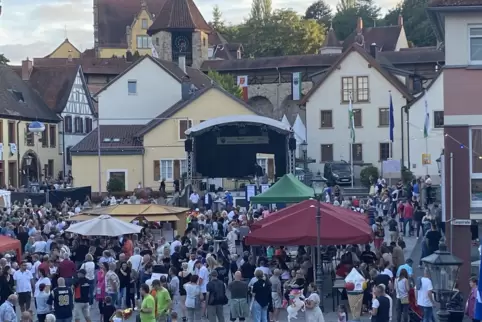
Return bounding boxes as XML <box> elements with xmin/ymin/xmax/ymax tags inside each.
<box><xmin>322</xmin><ymin>28</ymin><xmax>341</xmax><ymax>48</ymax></box>
<box><xmin>147</xmin><ymin>0</ymin><xmax>211</xmax><ymax>34</ymax></box>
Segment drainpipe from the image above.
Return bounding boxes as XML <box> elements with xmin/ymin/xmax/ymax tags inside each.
<box><xmin>400</xmin><ymin>107</ymin><xmax>405</xmax><ymax>169</ymax></box>
<box><xmin>407</xmin><ymin>107</ymin><xmax>411</xmax><ymax>171</ymax></box>
<box><xmin>16</xmin><ymin>121</ymin><xmax>21</xmax><ymax>187</ymax></box>
<box><xmin>141</xmin><ymin>147</ymin><xmax>145</xmax><ymax>187</ymax></box>
<box><xmin>276</xmin><ymin>67</ymin><xmax>281</xmax><ymax>112</ymax></box>
<box><xmin>60</xmin><ymin>115</ymin><xmax>66</xmax><ymax>178</ymax></box>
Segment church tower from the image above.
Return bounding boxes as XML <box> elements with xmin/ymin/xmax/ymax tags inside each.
<box><xmin>147</xmin><ymin>0</ymin><xmax>211</xmax><ymax>68</ymax></box>
<box><xmin>320</xmin><ymin>23</ymin><xmax>342</xmax><ymax>55</ymax></box>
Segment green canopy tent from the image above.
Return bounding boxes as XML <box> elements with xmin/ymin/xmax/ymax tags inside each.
<box><xmin>250</xmin><ymin>173</ymin><xmax>315</xmax><ymax>204</ymax></box>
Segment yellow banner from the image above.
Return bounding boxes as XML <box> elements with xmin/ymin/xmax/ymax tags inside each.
<box><xmin>422</xmin><ymin>153</ymin><xmax>431</xmax><ymax>165</ymax></box>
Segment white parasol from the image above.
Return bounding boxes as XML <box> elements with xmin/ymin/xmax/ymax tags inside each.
<box><xmin>66</xmin><ymin>215</ymin><xmax>142</xmax><ymax>236</ymax></box>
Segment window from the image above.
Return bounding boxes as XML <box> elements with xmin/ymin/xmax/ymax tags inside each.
<box><xmin>320</xmin><ymin>110</ymin><xmax>333</xmax><ymax>128</ymax></box>
<box><xmin>0</xmin><ymin>162</ymin><xmax>4</xmax><ymax>188</ymax></box>
<box><xmin>74</xmin><ymin>117</ymin><xmax>83</xmax><ymax>133</ymax></box>
<box><xmin>469</xmin><ymin>26</ymin><xmax>482</xmax><ymax>63</ymax></box>
<box><xmin>85</xmin><ymin>118</ymin><xmax>93</xmax><ymax>133</ymax></box>
<box><xmin>180</xmin><ymin>159</ymin><xmax>188</xmax><ymax>177</ymax></box>
<box><xmin>472</xmin><ymin>129</ymin><xmax>482</xmax><ymax>174</ymax></box>
<box><xmin>352</xmin><ymin>143</ymin><xmax>363</xmax><ymax>162</ymax></box>
<box><xmin>41</xmin><ymin>129</ymin><xmax>48</xmax><ymax>147</ymax></box>
<box><xmin>8</xmin><ymin>121</ymin><xmax>15</xmax><ymax>144</ymax></box>
<box><xmin>136</xmin><ymin>35</ymin><xmax>150</xmax><ymax>49</ymax></box>
<box><xmin>26</xmin><ymin>123</ymin><xmax>34</xmax><ymax>146</ymax></box>
<box><xmin>66</xmin><ymin>146</ymin><xmax>72</xmax><ymax>166</ymax></box>
<box><xmin>472</xmin><ymin>179</ymin><xmax>482</xmax><ymax>204</ymax></box>
<box><xmin>379</xmin><ymin>142</ymin><xmax>390</xmax><ymax>161</ymax></box>
<box><xmin>434</xmin><ymin>111</ymin><xmax>444</xmax><ymax>128</ymax></box>
<box><xmin>128</xmin><ymin>81</ymin><xmax>137</xmax><ymax>95</ymax></box>
<box><xmin>341</xmin><ymin>77</ymin><xmax>354</xmax><ymax>102</ymax></box>
<box><xmin>349</xmin><ymin>109</ymin><xmax>362</xmax><ymax>127</ymax></box>
<box><xmin>178</xmin><ymin>119</ymin><xmax>192</xmax><ymax>140</ymax></box>
<box><xmin>320</xmin><ymin>144</ymin><xmax>333</xmax><ymax>162</ymax></box>
<box><xmin>64</xmin><ymin>116</ymin><xmax>72</xmax><ymax>133</ymax></box>
<box><xmin>49</xmin><ymin>125</ymin><xmax>56</xmax><ymax>148</ymax></box>
<box><xmin>8</xmin><ymin>161</ymin><xmax>16</xmax><ymax>187</ymax></box>
<box><xmin>141</xmin><ymin>18</ymin><xmax>148</xmax><ymax>29</ymax></box>
<box><xmin>0</xmin><ymin>121</ymin><xmax>3</xmax><ymax>144</ymax></box>
<box><xmin>160</xmin><ymin>160</ymin><xmax>173</xmax><ymax>180</ymax></box>
<box><xmin>48</xmin><ymin>159</ymin><xmax>54</xmax><ymax>177</ymax></box>
<box><xmin>356</xmin><ymin>76</ymin><xmax>369</xmax><ymax>102</ymax></box>
<box><xmin>256</xmin><ymin>158</ymin><xmax>267</xmax><ymax>173</ymax></box>
<box><xmin>379</xmin><ymin>108</ymin><xmax>389</xmax><ymax>127</ymax></box>
<box><xmin>155</xmin><ymin>37</ymin><xmax>160</xmax><ymax>46</ymax></box>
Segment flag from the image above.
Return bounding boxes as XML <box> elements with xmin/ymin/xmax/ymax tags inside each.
<box><xmin>348</xmin><ymin>93</ymin><xmax>355</xmax><ymax>143</ymax></box>
<box><xmin>150</xmin><ymin>41</ymin><xmax>159</xmax><ymax>59</ymax></box>
<box><xmin>292</xmin><ymin>72</ymin><xmax>302</xmax><ymax>100</ymax></box>
<box><xmin>423</xmin><ymin>91</ymin><xmax>430</xmax><ymax>138</ymax></box>
<box><xmin>389</xmin><ymin>92</ymin><xmax>394</xmax><ymax>143</ymax></box>
<box><xmin>237</xmin><ymin>76</ymin><xmax>249</xmax><ymax>102</ymax></box>
<box><xmin>474</xmin><ymin>242</ymin><xmax>482</xmax><ymax>320</ymax></box>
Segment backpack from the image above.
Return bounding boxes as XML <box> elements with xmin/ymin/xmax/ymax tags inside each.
<box><xmin>375</xmin><ymin>223</ymin><xmax>385</xmax><ymax>238</ymax></box>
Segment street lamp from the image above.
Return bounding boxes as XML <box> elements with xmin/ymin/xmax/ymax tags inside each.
<box><xmin>300</xmin><ymin>140</ymin><xmax>308</xmax><ymax>184</ymax></box>
<box><xmin>436</xmin><ymin>149</ymin><xmax>444</xmax><ymax>174</ymax></box>
<box><xmin>311</xmin><ymin>173</ymin><xmax>325</xmax><ymax>311</ymax></box>
<box><xmin>421</xmin><ymin>239</ymin><xmax>463</xmax><ymax>322</ymax></box>
<box><xmin>24</xmin><ymin>155</ymin><xmax>32</xmax><ymax>191</ymax></box>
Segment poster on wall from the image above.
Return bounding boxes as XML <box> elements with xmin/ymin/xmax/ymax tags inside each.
<box><xmin>260</xmin><ymin>184</ymin><xmax>270</xmax><ymax>193</ymax></box>
<box><xmin>245</xmin><ymin>184</ymin><xmax>257</xmax><ymax>202</ymax></box>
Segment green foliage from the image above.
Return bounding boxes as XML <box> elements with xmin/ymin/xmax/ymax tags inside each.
<box><xmin>107</xmin><ymin>177</ymin><xmax>125</xmax><ymax>192</ymax></box>
<box><xmin>401</xmin><ymin>166</ymin><xmax>414</xmax><ymax>185</ymax></box>
<box><xmin>304</xmin><ymin>0</ymin><xmax>333</xmax><ymax>29</ymax></box>
<box><xmin>207</xmin><ymin>69</ymin><xmax>243</xmax><ymax>98</ymax></box>
<box><xmin>332</xmin><ymin>0</ymin><xmax>380</xmax><ymax>40</ymax></box>
<box><xmin>360</xmin><ymin>165</ymin><xmax>379</xmax><ymax>187</ymax></box>
<box><xmin>210</xmin><ymin>5</ymin><xmax>225</xmax><ymax>31</ymax></box>
<box><xmin>0</xmin><ymin>54</ymin><xmax>9</xmax><ymax>65</ymax></box>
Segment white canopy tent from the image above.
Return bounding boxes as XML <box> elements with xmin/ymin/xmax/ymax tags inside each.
<box><xmin>0</xmin><ymin>190</ymin><xmax>12</xmax><ymax>208</ymax></box>
<box><xmin>66</xmin><ymin>215</ymin><xmax>142</xmax><ymax>236</ymax></box>
<box><xmin>293</xmin><ymin>114</ymin><xmax>307</xmax><ymax>157</ymax></box>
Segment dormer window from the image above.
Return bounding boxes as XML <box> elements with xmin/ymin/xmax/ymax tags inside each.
<box><xmin>8</xmin><ymin>89</ymin><xmax>24</xmax><ymax>102</ymax></box>
<box><xmin>141</xmin><ymin>19</ymin><xmax>148</xmax><ymax>29</ymax></box>
<box><xmin>236</xmin><ymin>49</ymin><xmax>242</xmax><ymax>59</ymax></box>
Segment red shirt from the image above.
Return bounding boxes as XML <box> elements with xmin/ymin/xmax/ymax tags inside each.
<box><xmin>403</xmin><ymin>203</ymin><xmax>413</xmax><ymax>220</ymax></box>
<box><xmin>58</xmin><ymin>259</ymin><xmax>76</xmax><ymax>278</ymax></box>
<box><xmin>38</xmin><ymin>262</ymin><xmax>49</xmax><ymax>276</ymax></box>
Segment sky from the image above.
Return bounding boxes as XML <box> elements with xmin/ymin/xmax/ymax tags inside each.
<box><xmin>0</xmin><ymin>0</ymin><xmax>399</xmax><ymax>64</ymax></box>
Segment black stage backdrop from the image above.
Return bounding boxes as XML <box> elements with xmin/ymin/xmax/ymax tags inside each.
<box><xmin>11</xmin><ymin>186</ymin><xmax>92</xmax><ymax>206</ymax></box>
<box><xmin>194</xmin><ymin>124</ymin><xmax>287</xmax><ymax>178</ymax></box>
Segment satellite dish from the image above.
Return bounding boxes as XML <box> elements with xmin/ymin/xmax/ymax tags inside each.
<box><xmin>28</xmin><ymin>121</ymin><xmax>45</xmax><ymax>133</ymax></box>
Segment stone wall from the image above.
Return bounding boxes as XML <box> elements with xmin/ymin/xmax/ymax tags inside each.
<box><xmin>153</xmin><ymin>31</ymin><xmax>172</xmax><ymax>61</ymax></box>
<box><xmin>247</xmin><ymin>81</ymin><xmax>312</xmax><ymax>122</ymax></box>
<box><xmin>192</xmin><ymin>31</ymin><xmax>208</xmax><ymax>68</ymax></box>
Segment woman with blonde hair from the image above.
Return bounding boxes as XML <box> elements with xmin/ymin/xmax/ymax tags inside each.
<box><xmin>80</xmin><ymin>254</ymin><xmax>96</xmax><ymax>305</ymax></box>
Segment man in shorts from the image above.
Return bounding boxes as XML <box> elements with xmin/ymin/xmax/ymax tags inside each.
<box><xmin>13</xmin><ymin>261</ymin><xmax>34</xmax><ymax>312</ymax></box>
<box><xmin>73</xmin><ymin>269</ymin><xmax>91</xmax><ymax>322</ymax></box>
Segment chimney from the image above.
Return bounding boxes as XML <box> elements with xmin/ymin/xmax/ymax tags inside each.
<box><xmin>178</xmin><ymin>55</ymin><xmax>186</xmax><ymax>74</ymax></box>
<box><xmin>357</xmin><ymin>17</ymin><xmax>363</xmax><ymax>33</ymax></box>
<box><xmin>181</xmin><ymin>76</ymin><xmax>192</xmax><ymax>100</ymax></box>
<box><xmin>398</xmin><ymin>14</ymin><xmax>403</xmax><ymax>26</ymax></box>
<box><xmin>370</xmin><ymin>43</ymin><xmax>377</xmax><ymax>58</ymax></box>
<box><xmin>21</xmin><ymin>58</ymin><xmax>33</xmax><ymax>81</ymax></box>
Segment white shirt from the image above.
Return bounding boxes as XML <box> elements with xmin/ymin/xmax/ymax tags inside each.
<box><xmin>33</xmin><ymin>241</ymin><xmax>47</xmax><ymax>253</ymax></box>
<box><xmin>381</xmin><ymin>268</ymin><xmax>394</xmax><ymax>279</ymax></box>
<box><xmin>227</xmin><ymin>210</ymin><xmax>235</xmax><ymax>221</ymax></box>
<box><xmin>204</xmin><ymin>194</ymin><xmax>209</xmax><ymax>204</ymax></box>
<box><xmin>372</xmin><ymin>294</ymin><xmax>393</xmax><ymax>321</ymax></box>
<box><xmin>190</xmin><ymin>193</ymin><xmax>200</xmax><ymax>204</ymax></box>
<box><xmin>31</xmin><ymin>261</ymin><xmax>41</xmax><ymax>278</ymax></box>
<box><xmin>196</xmin><ymin>265</ymin><xmax>209</xmax><ymax>292</ymax></box>
<box><xmin>13</xmin><ymin>269</ymin><xmax>33</xmax><ymax>293</ymax></box>
<box><xmin>128</xmin><ymin>254</ymin><xmax>142</xmax><ymax>272</ymax></box>
<box><xmin>416</xmin><ymin>277</ymin><xmax>434</xmax><ymax>307</ymax></box>
<box><xmin>425</xmin><ymin>177</ymin><xmax>432</xmax><ymax>185</ymax></box>
<box><xmin>187</xmin><ymin>260</ymin><xmax>197</xmax><ymax>274</ymax></box>
<box><xmin>184</xmin><ymin>283</ymin><xmax>200</xmax><ymax>308</ymax></box>
<box><xmin>257</xmin><ymin>266</ymin><xmax>271</xmax><ymax>277</ymax></box>
<box><xmin>34</xmin><ymin>277</ymin><xmax>51</xmax><ymax>297</ymax></box>
<box><xmin>80</xmin><ymin>261</ymin><xmax>95</xmax><ymax>280</ymax></box>
<box><xmin>170</xmin><ymin>240</ymin><xmax>181</xmax><ymax>255</ymax></box>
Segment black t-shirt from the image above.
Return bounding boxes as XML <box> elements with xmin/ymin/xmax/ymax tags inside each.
<box><xmin>140</xmin><ymin>249</ymin><xmax>153</xmax><ymax>257</ymax></box>
<box><xmin>360</xmin><ymin>251</ymin><xmax>377</xmax><ymax>265</ymax></box>
<box><xmin>240</xmin><ymin>262</ymin><xmax>256</xmax><ymax>279</ymax></box>
<box><xmin>103</xmin><ymin>304</ymin><xmax>116</xmax><ymax>322</ymax></box>
<box><xmin>252</xmin><ymin>279</ymin><xmax>271</xmax><ymax>308</ymax></box>
<box><xmin>374</xmin><ymin>274</ymin><xmax>391</xmax><ymax>289</ymax></box>
<box><xmin>414</xmin><ymin>210</ymin><xmax>425</xmax><ymax>222</ymax></box>
<box><xmin>425</xmin><ymin>230</ymin><xmax>442</xmax><ymax>253</ymax></box>
<box><xmin>207</xmin><ymin>279</ymin><xmax>226</xmax><ymax>305</ymax></box>
<box><xmin>388</xmin><ymin>219</ymin><xmax>398</xmax><ymax>232</ymax></box>
<box><xmin>74</xmin><ymin>245</ymin><xmax>89</xmax><ymax>262</ymax></box>
<box><xmin>73</xmin><ymin>277</ymin><xmax>90</xmax><ymax>303</ymax></box>
<box><xmin>171</xmin><ymin>252</ymin><xmax>182</xmax><ymax>271</ymax></box>
<box><xmin>48</xmin><ymin>287</ymin><xmax>73</xmax><ymax>319</ymax></box>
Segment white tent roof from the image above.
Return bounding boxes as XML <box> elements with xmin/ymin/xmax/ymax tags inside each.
<box><xmin>66</xmin><ymin>215</ymin><xmax>142</xmax><ymax>236</ymax></box>
<box><xmin>293</xmin><ymin>114</ymin><xmax>306</xmax><ymax>143</ymax></box>
<box><xmin>281</xmin><ymin>115</ymin><xmax>290</xmax><ymax>127</ymax></box>
<box><xmin>185</xmin><ymin>115</ymin><xmax>292</xmax><ymax>136</ymax></box>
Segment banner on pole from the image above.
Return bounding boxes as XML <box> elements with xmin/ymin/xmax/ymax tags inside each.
<box><xmin>292</xmin><ymin>72</ymin><xmax>302</xmax><ymax>100</ymax></box>
<box><xmin>422</xmin><ymin>153</ymin><xmax>431</xmax><ymax>165</ymax></box>
<box><xmin>237</xmin><ymin>76</ymin><xmax>249</xmax><ymax>101</ymax></box>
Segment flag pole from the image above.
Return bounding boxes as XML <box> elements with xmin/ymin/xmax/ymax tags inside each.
<box><xmin>348</xmin><ymin>91</ymin><xmax>355</xmax><ymax>188</ymax></box>
<box><xmin>350</xmin><ymin>142</ymin><xmax>354</xmax><ymax>188</ymax></box>
<box><xmin>424</xmin><ymin>91</ymin><xmax>430</xmax><ymax>176</ymax></box>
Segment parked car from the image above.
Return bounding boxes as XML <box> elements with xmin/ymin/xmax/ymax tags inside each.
<box><xmin>324</xmin><ymin>161</ymin><xmax>352</xmax><ymax>186</ymax></box>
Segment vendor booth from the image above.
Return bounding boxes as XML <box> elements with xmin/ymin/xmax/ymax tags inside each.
<box><xmin>0</xmin><ymin>235</ymin><xmax>22</xmax><ymax>262</ymax></box>
<box><xmin>249</xmin><ymin>173</ymin><xmax>314</xmax><ymax>204</ymax></box>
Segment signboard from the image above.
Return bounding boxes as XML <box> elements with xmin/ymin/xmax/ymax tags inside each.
<box><xmin>261</xmin><ymin>184</ymin><xmax>270</xmax><ymax>193</ymax></box>
<box><xmin>451</xmin><ymin>219</ymin><xmax>471</xmax><ymax>226</ymax></box>
<box><xmin>382</xmin><ymin>159</ymin><xmax>401</xmax><ymax>174</ymax></box>
<box><xmin>245</xmin><ymin>184</ymin><xmax>256</xmax><ymax>202</ymax></box>
<box><xmin>422</xmin><ymin>153</ymin><xmax>431</xmax><ymax>165</ymax></box>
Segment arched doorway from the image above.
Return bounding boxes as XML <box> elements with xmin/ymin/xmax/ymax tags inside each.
<box><xmin>247</xmin><ymin>96</ymin><xmax>274</xmax><ymax>117</ymax></box>
<box><xmin>21</xmin><ymin>150</ymin><xmax>41</xmax><ymax>187</ymax></box>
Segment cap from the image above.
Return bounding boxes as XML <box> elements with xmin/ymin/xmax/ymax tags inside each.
<box><xmin>195</xmin><ymin>208</ymin><xmax>199</xmax><ymax>212</ymax></box>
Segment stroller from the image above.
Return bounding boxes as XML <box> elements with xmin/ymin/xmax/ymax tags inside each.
<box><xmin>408</xmin><ymin>288</ymin><xmax>422</xmax><ymax>322</ymax></box>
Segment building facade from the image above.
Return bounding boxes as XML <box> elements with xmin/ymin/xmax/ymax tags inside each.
<box><xmin>301</xmin><ymin>45</ymin><xmax>413</xmax><ymax>173</ymax></box>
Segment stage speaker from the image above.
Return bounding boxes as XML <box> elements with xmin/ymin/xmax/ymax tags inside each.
<box><xmin>289</xmin><ymin>137</ymin><xmax>297</xmax><ymax>151</ymax></box>
<box><xmin>185</xmin><ymin>138</ymin><xmax>192</xmax><ymax>152</ymax></box>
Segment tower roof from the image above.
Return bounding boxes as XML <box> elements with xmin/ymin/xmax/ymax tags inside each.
<box><xmin>148</xmin><ymin>0</ymin><xmax>211</xmax><ymax>35</ymax></box>
<box><xmin>322</xmin><ymin>27</ymin><xmax>341</xmax><ymax>48</ymax></box>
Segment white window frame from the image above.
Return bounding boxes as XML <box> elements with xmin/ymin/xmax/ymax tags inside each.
<box><xmin>433</xmin><ymin>111</ymin><xmax>444</xmax><ymax>129</ymax></box>
<box><xmin>470</xmin><ymin>128</ymin><xmax>482</xmax><ymax>207</ymax></box>
<box><xmin>106</xmin><ymin>169</ymin><xmax>128</xmax><ymax>190</ymax></box>
<box><xmin>178</xmin><ymin>119</ymin><xmax>192</xmax><ymax>141</ymax></box>
<box><xmin>128</xmin><ymin>80</ymin><xmax>137</xmax><ymax>95</ymax></box>
<box><xmin>136</xmin><ymin>35</ymin><xmax>151</xmax><ymax>49</ymax></box>
<box><xmin>141</xmin><ymin>18</ymin><xmax>148</xmax><ymax>29</ymax></box>
<box><xmin>469</xmin><ymin>25</ymin><xmax>482</xmax><ymax>64</ymax></box>
<box><xmin>160</xmin><ymin>160</ymin><xmax>174</xmax><ymax>181</ymax></box>
<box><xmin>256</xmin><ymin>158</ymin><xmax>267</xmax><ymax>173</ymax></box>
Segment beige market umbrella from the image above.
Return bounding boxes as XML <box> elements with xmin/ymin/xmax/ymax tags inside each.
<box><xmin>66</xmin><ymin>215</ymin><xmax>142</xmax><ymax>236</ymax></box>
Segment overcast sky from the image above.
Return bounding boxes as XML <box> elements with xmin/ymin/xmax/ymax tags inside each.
<box><xmin>0</xmin><ymin>0</ymin><xmax>398</xmax><ymax>64</ymax></box>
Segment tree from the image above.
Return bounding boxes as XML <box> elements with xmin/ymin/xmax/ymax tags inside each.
<box><xmin>250</xmin><ymin>0</ymin><xmax>271</xmax><ymax>23</ymax></box>
<box><xmin>332</xmin><ymin>0</ymin><xmax>380</xmax><ymax>40</ymax></box>
<box><xmin>210</xmin><ymin>5</ymin><xmax>225</xmax><ymax>30</ymax></box>
<box><xmin>207</xmin><ymin>70</ymin><xmax>243</xmax><ymax>98</ymax></box>
<box><xmin>304</xmin><ymin>0</ymin><xmax>333</xmax><ymax>29</ymax></box>
<box><xmin>0</xmin><ymin>54</ymin><xmax>8</xmax><ymax>65</ymax></box>
<box><xmin>336</xmin><ymin>0</ymin><xmax>356</xmax><ymax>13</ymax></box>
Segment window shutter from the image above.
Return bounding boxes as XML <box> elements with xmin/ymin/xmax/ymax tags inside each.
<box><xmin>173</xmin><ymin>160</ymin><xmax>181</xmax><ymax>180</ymax></box>
<box><xmin>79</xmin><ymin>119</ymin><xmax>84</xmax><ymax>133</ymax></box>
<box><xmin>153</xmin><ymin>160</ymin><xmax>160</xmax><ymax>181</ymax></box>
<box><xmin>179</xmin><ymin>120</ymin><xmax>187</xmax><ymax>139</ymax></box>
<box><xmin>267</xmin><ymin>158</ymin><xmax>274</xmax><ymax>179</ymax></box>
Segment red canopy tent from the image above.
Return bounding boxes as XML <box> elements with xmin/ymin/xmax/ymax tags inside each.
<box><xmin>245</xmin><ymin>201</ymin><xmax>373</xmax><ymax>246</ymax></box>
<box><xmin>251</xmin><ymin>200</ymin><xmax>368</xmax><ymax>231</ymax></box>
<box><xmin>0</xmin><ymin>235</ymin><xmax>22</xmax><ymax>262</ymax></box>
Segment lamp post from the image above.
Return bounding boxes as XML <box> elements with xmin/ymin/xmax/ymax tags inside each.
<box><xmin>300</xmin><ymin>140</ymin><xmax>308</xmax><ymax>185</ymax></box>
<box><xmin>311</xmin><ymin>173</ymin><xmax>325</xmax><ymax>311</ymax></box>
<box><xmin>421</xmin><ymin>239</ymin><xmax>463</xmax><ymax>322</ymax></box>
<box><xmin>24</xmin><ymin>155</ymin><xmax>32</xmax><ymax>191</ymax></box>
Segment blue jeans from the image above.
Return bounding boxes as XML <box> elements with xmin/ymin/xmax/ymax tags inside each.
<box><xmin>251</xmin><ymin>300</ymin><xmax>268</xmax><ymax>322</ymax></box>
<box><xmin>88</xmin><ymin>279</ymin><xmax>95</xmax><ymax>305</ymax></box>
<box><xmin>404</xmin><ymin>218</ymin><xmax>412</xmax><ymax>236</ymax></box>
<box><xmin>422</xmin><ymin>306</ymin><xmax>435</xmax><ymax>322</ymax></box>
